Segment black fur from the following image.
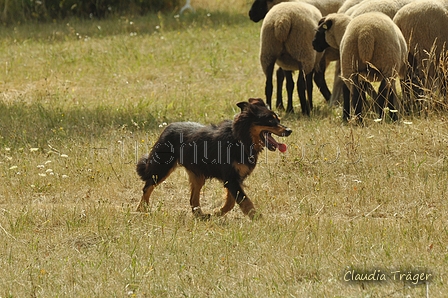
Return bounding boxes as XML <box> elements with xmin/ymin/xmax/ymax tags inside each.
<box><xmin>312</xmin><ymin>18</ymin><xmax>332</xmax><ymax>53</ymax></box>
<box><xmin>136</xmin><ymin>98</ymin><xmax>292</xmax><ymax>219</ymax></box>
<box><xmin>250</xmin><ymin>1</ymin><xmax>332</xmax><ymax>113</ymax></box>
<box><xmin>248</xmin><ymin>0</ymin><xmax>271</xmax><ymax>22</ymax></box>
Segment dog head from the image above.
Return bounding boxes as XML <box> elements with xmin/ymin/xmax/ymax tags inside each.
<box><xmin>234</xmin><ymin>98</ymin><xmax>292</xmax><ymax>153</ymax></box>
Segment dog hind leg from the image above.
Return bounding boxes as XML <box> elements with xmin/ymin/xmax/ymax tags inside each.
<box><xmin>187</xmin><ymin>171</ymin><xmax>208</xmax><ymax>219</ymax></box>
<box><xmin>136</xmin><ymin>164</ymin><xmax>176</xmax><ymax>212</ymax></box>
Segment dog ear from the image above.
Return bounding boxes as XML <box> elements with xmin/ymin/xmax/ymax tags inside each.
<box><xmin>237</xmin><ymin>102</ymin><xmax>249</xmax><ymax>111</ymax></box>
<box><xmin>248</xmin><ymin>98</ymin><xmax>266</xmax><ymax>106</ymax></box>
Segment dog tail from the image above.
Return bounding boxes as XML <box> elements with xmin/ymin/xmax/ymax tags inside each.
<box><xmin>136</xmin><ymin>154</ymin><xmax>150</xmax><ymax>181</ymax></box>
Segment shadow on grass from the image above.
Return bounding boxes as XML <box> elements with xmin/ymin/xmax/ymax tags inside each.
<box><xmin>0</xmin><ymin>100</ymin><xmax>166</xmax><ymax>148</ymax></box>
<box><xmin>0</xmin><ymin>10</ymin><xmax>253</xmax><ymax>43</ymax></box>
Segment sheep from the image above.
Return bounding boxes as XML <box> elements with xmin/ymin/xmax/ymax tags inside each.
<box><xmin>249</xmin><ymin>0</ymin><xmax>345</xmax><ymax>111</ymax></box>
<box><xmin>313</xmin><ymin>12</ymin><xmax>408</xmax><ymax>122</ymax></box>
<box><xmin>347</xmin><ymin>0</ymin><xmax>414</xmax><ymax>18</ymax></box>
<box><xmin>393</xmin><ymin>0</ymin><xmax>448</xmax><ymax>108</ymax></box>
<box><xmin>337</xmin><ymin>0</ymin><xmax>364</xmax><ymax>13</ymax></box>
<box><xmin>249</xmin><ymin>0</ymin><xmax>346</xmax><ymax>22</ymax></box>
<box><xmin>329</xmin><ymin>0</ymin><xmax>414</xmax><ymax>106</ymax></box>
<box><xmin>260</xmin><ymin>2</ymin><xmax>322</xmax><ymax>114</ymax></box>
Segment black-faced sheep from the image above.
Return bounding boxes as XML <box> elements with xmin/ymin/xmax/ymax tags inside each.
<box><xmin>260</xmin><ymin>2</ymin><xmax>322</xmax><ymax>114</ymax></box>
<box><xmin>329</xmin><ymin>0</ymin><xmax>413</xmax><ymax>106</ymax></box>
<box><xmin>313</xmin><ymin>12</ymin><xmax>408</xmax><ymax>122</ymax></box>
<box><xmin>393</xmin><ymin>0</ymin><xmax>448</xmax><ymax>107</ymax></box>
<box><xmin>249</xmin><ymin>0</ymin><xmax>346</xmax><ymax>22</ymax></box>
<box><xmin>249</xmin><ymin>0</ymin><xmax>345</xmax><ymax>111</ymax></box>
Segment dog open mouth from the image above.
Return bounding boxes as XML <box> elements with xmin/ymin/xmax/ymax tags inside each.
<box><xmin>261</xmin><ymin>132</ymin><xmax>288</xmax><ymax>153</ymax></box>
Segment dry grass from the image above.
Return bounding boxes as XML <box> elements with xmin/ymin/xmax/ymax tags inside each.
<box><xmin>1</xmin><ymin>3</ymin><xmax>447</xmax><ymax>297</ymax></box>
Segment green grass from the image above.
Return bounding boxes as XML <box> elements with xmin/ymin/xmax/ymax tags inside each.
<box><xmin>1</xmin><ymin>3</ymin><xmax>448</xmax><ymax>297</ymax></box>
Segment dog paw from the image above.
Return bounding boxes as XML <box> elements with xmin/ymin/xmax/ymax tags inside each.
<box><xmin>136</xmin><ymin>204</ymin><xmax>149</xmax><ymax>212</ymax></box>
<box><xmin>195</xmin><ymin>213</ymin><xmax>211</xmax><ymax>221</ymax></box>
<box><xmin>192</xmin><ymin>208</ymin><xmax>211</xmax><ymax>220</ymax></box>
<box><xmin>213</xmin><ymin>209</ymin><xmax>226</xmax><ymax>217</ymax></box>
<box><xmin>248</xmin><ymin>209</ymin><xmax>262</xmax><ymax>220</ymax></box>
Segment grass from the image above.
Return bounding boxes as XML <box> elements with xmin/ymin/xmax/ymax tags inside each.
<box><xmin>1</xmin><ymin>1</ymin><xmax>448</xmax><ymax>297</ymax></box>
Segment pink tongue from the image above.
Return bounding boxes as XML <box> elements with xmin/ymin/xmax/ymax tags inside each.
<box><xmin>278</xmin><ymin>143</ymin><xmax>287</xmax><ymax>153</ymax></box>
<box><xmin>266</xmin><ymin>133</ymin><xmax>288</xmax><ymax>153</ymax></box>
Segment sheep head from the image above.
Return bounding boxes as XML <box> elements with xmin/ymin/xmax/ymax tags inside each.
<box><xmin>312</xmin><ymin>13</ymin><xmax>352</xmax><ymax>52</ymax></box>
<box><xmin>248</xmin><ymin>0</ymin><xmax>284</xmax><ymax>22</ymax></box>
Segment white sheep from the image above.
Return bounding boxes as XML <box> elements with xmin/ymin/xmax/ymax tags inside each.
<box><xmin>346</xmin><ymin>0</ymin><xmax>414</xmax><ymax>18</ymax></box>
<box><xmin>329</xmin><ymin>0</ymin><xmax>413</xmax><ymax>106</ymax></box>
<box><xmin>313</xmin><ymin>12</ymin><xmax>408</xmax><ymax>122</ymax></box>
<box><xmin>260</xmin><ymin>1</ymin><xmax>322</xmax><ymax>114</ymax></box>
<box><xmin>393</xmin><ymin>0</ymin><xmax>448</xmax><ymax>106</ymax></box>
<box><xmin>249</xmin><ymin>0</ymin><xmax>345</xmax><ymax>110</ymax></box>
<box><xmin>337</xmin><ymin>0</ymin><xmax>364</xmax><ymax>13</ymax></box>
<box><xmin>249</xmin><ymin>0</ymin><xmax>346</xmax><ymax>22</ymax></box>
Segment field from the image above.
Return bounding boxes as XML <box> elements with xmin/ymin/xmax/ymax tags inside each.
<box><xmin>1</xmin><ymin>0</ymin><xmax>447</xmax><ymax>297</ymax></box>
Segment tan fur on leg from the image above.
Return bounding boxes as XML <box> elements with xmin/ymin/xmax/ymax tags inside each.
<box><xmin>136</xmin><ymin>185</ymin><xmax>155</xmax><ymax>212</ymax></box>
<box><xmin>214</xmin><ymin>189</ymin><xmax>236</xmax><ymax>217</ymax></box>
<box><xmin>238</xmin><ymin>198</ymin><xmax>260</xmax><ymax>220</ymax></box>
<box><xmin>187</xmin><ymin>171</ymin><xmax>209</xmax><ymax>219</ymax></box>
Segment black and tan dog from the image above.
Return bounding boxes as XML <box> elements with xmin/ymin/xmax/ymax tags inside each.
<box><xmin>136</xmin><ymin>98</ymin><xmax>292</xmax><ymax>219</ymax></box>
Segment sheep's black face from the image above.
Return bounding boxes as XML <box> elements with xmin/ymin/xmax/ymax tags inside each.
<box><xmin>313</xmin><ymin>18</ymin><xmax>332</xmax><ymax>52</ymax></box>
<box><xmin>248</xmin><ymin>0</ymin><xmax>269</xmax><ymax>22</ymax></box>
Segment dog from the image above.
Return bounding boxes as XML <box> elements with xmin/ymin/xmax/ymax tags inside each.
<box><xmin>136</xmin><ymin>98</ymin><xmax>292</xmax><ymax>219</ymax></box>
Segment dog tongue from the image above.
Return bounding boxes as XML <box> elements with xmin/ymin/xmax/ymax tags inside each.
<box><xmin>278</xmin><ymin>143</ymin><xmax>287</xmax><ymax>153</ymax></box>
<box><xmin>266</xmin><ymin>133</ymin><xmax>287</xmax><ymax>153</ymax></box>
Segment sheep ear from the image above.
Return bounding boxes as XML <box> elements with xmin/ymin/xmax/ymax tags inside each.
<box><xmin>323</xmin><ymin>20</ymin><xmax>333</xmax><ymax>30</ymax></box>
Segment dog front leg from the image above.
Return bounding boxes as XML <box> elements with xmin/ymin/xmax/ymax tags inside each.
<box><xmin>225</xmin><ymin>181</ymin><xmax>260</xmax><ymax>219</ymax></box>
<box><xmin>137</xmin><ymin>184</ymin><xmax>155</xmax><ymax>212</ymax></box>
<box><xmin>214</xmin><ymin>189</ymin><xmax>236</xmax><ymax>217</ymax></box>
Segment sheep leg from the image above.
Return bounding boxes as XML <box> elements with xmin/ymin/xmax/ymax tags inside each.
<box><xmin>306</xmin><ymin>71</ymin><xmax>314</xmax><ymax>111</ymax></box>
<box><xmin>388</xmin><ymin>82</ymin><xmax>399</xmax><ymax>122</ymax></box>
<box><xmin>275</xmin><ymin>68</ymin><xmax>285</xmax><ymax>110</ymax></box>
<box><xmin>314</xmin><ymin>58</ymin><xmax>331</xmax><ymax>102</ymax></box>
<box><xmin>264</xmin><ymin>62</ymin><xmax>275</xmax><ymax>110</ymax></box>
<box><xmin>342</xmin><ymin>83</ymin><xmax>351</xmax><ymax>122</ymax></box>
<box><xmin>400</xmin><ymin>78</ymin><xmax>412</xmax><ymax>114</ymax></box>
<box><xmin>330</xmin><ymin>61</ymin><xmax>343</xmax><ymax>106</ymax></box>
<box><xmin>297</xmin><ymin>71</ymin><xmax>310</xmax><ymax>116</ymax></box>
<box><xmin>377</xmin><ymin>79</ymin><xmax>387</xmax><ymax>119</ymax></box>
<box><xmin>284</xmin><ymin>70</ymin><xmax>295</xmax><ymax>113</ymax></box>
<box><xmin>351</xmin><ymin>75</ymin><xmax>364</xmax><ymax>123</ymax></box>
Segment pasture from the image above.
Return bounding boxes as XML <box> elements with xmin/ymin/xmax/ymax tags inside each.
<box><xmin>0</xmin><ymin>0</ymin><xmax>447</xmax><ymax>296</ymax></box>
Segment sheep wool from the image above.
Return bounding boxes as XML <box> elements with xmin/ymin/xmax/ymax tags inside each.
<box><xmin>313</xmin><ymin>12</ymin><xmax>407</xmax><ymax>121</ymax></box>
<box><xmin>393</xmin><ymin>0</ymin><xmax>448</xmax><ymax>95</ymax></box>
<box><xmin>260</xmin><ymin>2</ymin><xmax>322</xmax><ymax>114</ymax></box>
<box><xmin>340</xmin><ymin>12</ymin><xmax>407</xmax><ymax>82</ymax></box>
<box><xmin>347</xmin><ymin>0</ymin><xmax>414</xmax><ymax>18</ymax></box>
<box><xmin>249</xmin><ymin>0</ymin><xmax>345</xmax><ymax>23</ymax></box>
